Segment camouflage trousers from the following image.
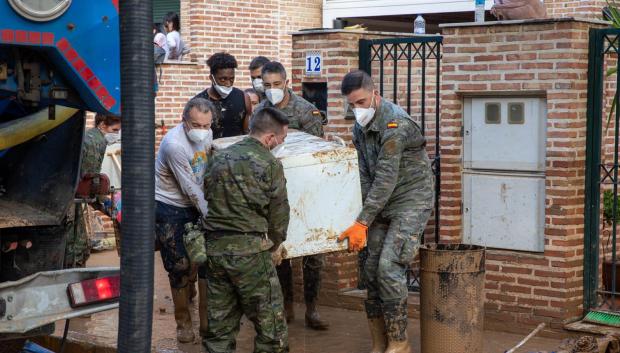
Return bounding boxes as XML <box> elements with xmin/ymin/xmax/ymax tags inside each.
<box><xmin>64</xmin><ymin>203</ymin><xmax>90</xmax><ymax>268</ymax></box>
<box><xmin>204</xmin><ymin>251</ymin><xmax>288</xmax><ymax>353</ymax></box>
<box><xmin>364</xmin><ymin>209</ymin><xmax>431</xmax><ymax>341</ymax></box>
<box><xmin>155</xmin><ymin>201</ymin><xmax>200</xmax><ymax>288</ymax></box>
<box><xmin>276</xmin><ymin>254</ymin><xmax>324</xmax><ymax>303</ymax></box>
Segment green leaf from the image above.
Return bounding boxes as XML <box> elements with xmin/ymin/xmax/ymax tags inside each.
<box><xmin>607</xmin><ymin>0</ymin><xmax>620</xmax><ymax>28</ymax></box>
<box><xmin>605</xmin><ymin>2</ymin><xmax>619</xmax><ymax>133</ymax></box>
<box><xmin>606</xmin><ymin>94</ymin><xmax>617</xmax><ymax>134</ymax></box>
<box><xmin>604</xmin><ymin>190</ymin><xmax>620</xmax><ymax>225</ymax></box>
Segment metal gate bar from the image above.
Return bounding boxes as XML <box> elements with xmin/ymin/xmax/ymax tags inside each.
<box><xmin>584</xmin><ymin>27</ymin><xmax>620</xmax><ymax>313</ymax></box>
<box><xmin>612</xmin><ymin>40</ymin><xmax>620</xmax><ymax>312</ymax></box>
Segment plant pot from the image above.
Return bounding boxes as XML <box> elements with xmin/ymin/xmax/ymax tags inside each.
<box><xmin>603</xmin><ymin>259</ymin><xmax>620</xmax><ymax>293</ymax></box>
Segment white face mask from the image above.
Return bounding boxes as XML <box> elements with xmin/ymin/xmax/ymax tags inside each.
<box><xmin>270</xmin><ymin>136</ymin><xmax>286</xmax><ymax>158</ymax></box>
<box><xmin>252</xmin><ymin>78</ymin><xmax>264</xmax><ymax>93</ymax></box>
<box><xmin>266</xmin><ymin>88</ymin><xmax>284</xmax><ymax>105</ymax></box>
<box><xmin>104</xmin><ymin>132</ymin><xmax>121</xmax><ymax>145</ymax></box>
<box><xmin>203</xmin><ymin>129</ymin><xmax>213</xmax><ymax>147</ymax></box>
<box><xmin>187</xmin><ymin>128</ymin><xmax>213</xmax><ymax>145</ymax></box>
<box><xmin>353</xmin><ymin>95</ymin><xmax>376</xmax><ymax>127</ymax></box>
<box><xmin>212</xmin><ymin>76</ymin><xmax>233</xmax><ymax>99</ymax></box>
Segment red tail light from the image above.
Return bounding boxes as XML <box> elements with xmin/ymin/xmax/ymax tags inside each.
<box><xmin>67</xmin><ymin>275</ymin><xmax>120</xmax><ymax>308</ymax></box>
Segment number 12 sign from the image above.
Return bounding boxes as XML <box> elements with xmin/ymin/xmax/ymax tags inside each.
<box><xmin>305</xmin><ymin>51</ymin><xmax>322</xmax><ymax>76</ymax></box>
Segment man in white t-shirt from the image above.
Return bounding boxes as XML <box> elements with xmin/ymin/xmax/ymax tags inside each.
<box><xmin>155</xmin><ymin>97</ymin><xmax>213</xmax><ymax>343</ymax></box>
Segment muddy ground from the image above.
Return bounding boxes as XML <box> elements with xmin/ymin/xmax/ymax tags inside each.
<box><xmin>47</xmin><ymin>250</ymin><xmax>565</xmax><ymax>353</ymax></box>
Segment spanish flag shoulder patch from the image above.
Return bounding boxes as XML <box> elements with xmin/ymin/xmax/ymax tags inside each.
<box><xmin>387</xmin><ymin>121</ymin><xmax>399</xmax><ymax>129</ymax></box>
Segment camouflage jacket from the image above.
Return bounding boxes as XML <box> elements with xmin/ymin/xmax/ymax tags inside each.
<box><xmin>256</xmin><ymin>88</ymin><xmax>324</xmax><ymax>137</ymax></box>
<box><xmin>352</xmin><ymin>99</ymin><xmax>434</xmax><ymax>225</ymax></box>
<box><xmin>80</xmin><ymin>127</ymin><xmax>107</xmax><ymax>177</ymax></box>
<box><xmin>204</xmin><ymin>136</ymin><xmax>290</xmax><ymax>255</ymax></box>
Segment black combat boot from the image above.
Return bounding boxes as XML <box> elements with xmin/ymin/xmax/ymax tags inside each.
<box><xmin>305</xmin><ymin>300</ymin><xmax>330</xmax><ymax>330</ymax></box>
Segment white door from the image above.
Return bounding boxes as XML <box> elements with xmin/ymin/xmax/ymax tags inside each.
<box><xmin>462</xmin><ymin>97</ymin><xmax>546</xmax><ymax>252</ymax></box>
<box><xmin>464</xmin><ymin>97</ymin><xmax>547</xmax><ymax>172</ymax></box>
<box><xmin>463</xmin><ymin>172</ymin><xmax>545</xmax><ymax>252</ymax></box>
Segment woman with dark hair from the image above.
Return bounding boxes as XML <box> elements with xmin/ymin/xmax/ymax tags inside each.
<box><xmin>193</xmin><ymin>52</ymin><xmax>252</xmax><ymax>138</ymax></box>
<box><xmin>163</xmin><ymin>12</ymin><xmax>186</xmax><ymax>60</ymax></box>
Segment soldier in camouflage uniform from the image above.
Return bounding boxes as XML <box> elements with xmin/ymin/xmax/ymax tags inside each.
<box><xmin>338</xmin><ymin>71</ymin><xmax>433</xmax><ymax>353</ymax></box>
<box><xmin>256</xmin><ymin>61</ymin><xmax>325</xmax><ymax>137</ymax></box>
<box><xmin>255</xmin><ymin>61</ymin><xmax>330</xmax><ymax>330</ymax></box>
<box><xmin>64</xmin><ymin>113</ymin><xmax>120</xmax><ymax>268</ymax></box>
<box><xmin>203</xmin><ymin>107</ymin><xmax>290</xmax><ymax>353</ymax></box>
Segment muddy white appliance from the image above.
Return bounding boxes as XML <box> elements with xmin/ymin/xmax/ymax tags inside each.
<box><xmin>212</xmin><ymin>131</ymin><xmax>362</xmax><ymax>258</ymax></box>
<box><xmin>100</xmin><ymin>142</ymin><xmax>122</xmax><ymax>189</ymax></box>
<box><xmin>462</xmin><ymin>97</ymin><xmax>546</xmax><ymax>252</ymax></box>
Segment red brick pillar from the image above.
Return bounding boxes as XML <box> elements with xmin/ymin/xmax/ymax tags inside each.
<box><xmin>440</xmin><ymin>18</ymin><xmax>605</xmax><ymax>333</ymax></box>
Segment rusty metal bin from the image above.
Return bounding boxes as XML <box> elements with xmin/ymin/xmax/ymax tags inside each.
<box><xmin>420</xmin><ymin>244</ymin><xmax>485</xmax><ymax>353</ymax></box>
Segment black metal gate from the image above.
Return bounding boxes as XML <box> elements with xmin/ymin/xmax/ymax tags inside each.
<box><xmin>584</xmin><ymin>27</ymin><xmax>620</xmax><ymax>314</ymax></box>
<box><xmin>358</xmin><ymin>36</ymin><xmax>442</xmax><ymax>291</ymax></box>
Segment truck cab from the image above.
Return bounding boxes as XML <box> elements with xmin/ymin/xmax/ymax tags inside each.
<box><xmin>0</xmin><ymin>0</ymin><xmax>121</xmax><ymax>339</ymax></box>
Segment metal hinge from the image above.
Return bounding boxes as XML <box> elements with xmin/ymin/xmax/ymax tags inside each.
<box><xmin>0</xmin><ymin>297</ymin><xmax>5</xmax><ymax>319</ymax></box>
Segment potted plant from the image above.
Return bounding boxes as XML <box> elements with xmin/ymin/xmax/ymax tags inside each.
<box><xmin>602</xmin><ymin>190</ymin><xmax>620</xmax><ymax>293</ymax></box>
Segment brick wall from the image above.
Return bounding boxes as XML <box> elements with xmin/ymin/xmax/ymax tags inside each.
<box><xmin>440</xmin><ymin>18</ymin><xmax>604</xmax><ymax>333</ymax></box>
<box><xmin>182</xmin><ymin>0</ymin><xmax>322</xmax><ymax>86</ymax></box>
<box><xmin>154</xmin><ymin>0</ymin><xmax>323</xmax><ymax>139</ymax></box>
<box><xmin>545</xmin><ymin>0</ymin><xmax>607</xmax><ymax>20</ymax></box>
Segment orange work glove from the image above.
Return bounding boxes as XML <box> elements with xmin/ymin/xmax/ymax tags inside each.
<box><xmin>337</xmin><ymin>221</ymin><xmax>368</xmax><ymax>252</ymax></box>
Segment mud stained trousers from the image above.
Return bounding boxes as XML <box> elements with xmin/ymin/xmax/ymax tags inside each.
<box><xmin>276</xmin><ymin>254</ymin><xmax>324</xmax><ymax>304</ymax></box>
<box><xmin>364</xmin><ymin>209</ymin><xmax>431</xmax><ymax>341</ymax></box>
<box><xmin>155</xmin><ymin>200</ymin><xmax>199</xmax><ymax>288</ymax></box>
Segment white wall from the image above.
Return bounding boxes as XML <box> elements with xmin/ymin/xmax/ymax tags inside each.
<box><xmin>323</xmin><ymin>0</ymin><xmax>494</xmax><ymax>27</ymax></box>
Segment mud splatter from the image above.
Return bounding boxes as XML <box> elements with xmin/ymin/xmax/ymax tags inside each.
<box><xmin>420</xmin><ymin>245</ymin><xmax>485</xmax><ymax>353</ymax></box>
